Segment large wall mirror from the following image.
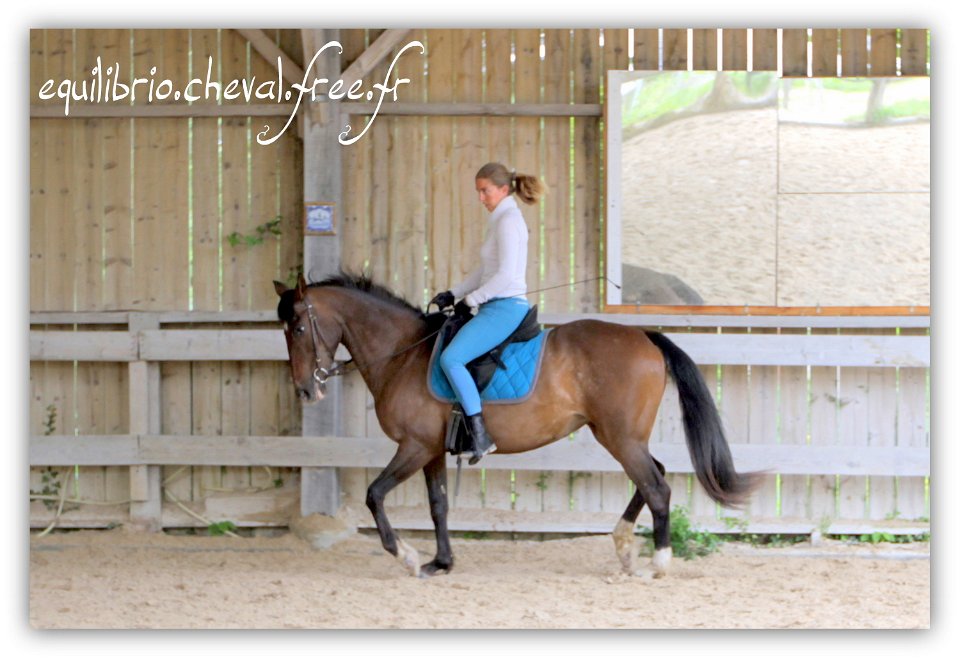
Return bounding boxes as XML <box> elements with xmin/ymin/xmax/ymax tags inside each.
<box><xmin>605</xmin><ymin>71</ymin><xmax>930</xmax><ymax>308</ymax></box>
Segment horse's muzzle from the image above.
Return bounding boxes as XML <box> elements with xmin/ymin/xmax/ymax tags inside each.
<box><xmin>296</xmin><ymin>381</ymin><xmax>326</xmax><ymax>403</ymax></box>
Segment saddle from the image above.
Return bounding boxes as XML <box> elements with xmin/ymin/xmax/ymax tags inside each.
<box><xmin>426</xmin><ymin>304</ymin><xmax>542</xmax><ymax>457</ymax></box>
<box><xmin>435</xmin><ymin>304</ymin><xmax>541</xmax><ymax>392</ymax></box>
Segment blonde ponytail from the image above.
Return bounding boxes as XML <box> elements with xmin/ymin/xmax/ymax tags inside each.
<box><xmin>475</xmin><ymin>162</ymin><xmax>546</xmax><ymax>205</ymax></box>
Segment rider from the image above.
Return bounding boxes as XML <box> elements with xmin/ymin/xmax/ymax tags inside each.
<box><xmin>430</xmin><ymin>162</ymin><xmax>546</xmax><ymax>464</ymax></box>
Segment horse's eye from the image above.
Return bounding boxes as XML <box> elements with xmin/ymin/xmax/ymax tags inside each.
<box><xmin>294</xmin><ymin>326</ymin><xmax>305</xmax><ymax>336</ymax></box>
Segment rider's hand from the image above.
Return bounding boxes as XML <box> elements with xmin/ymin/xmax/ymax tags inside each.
<box><xmin>429</xmin><ymin>290</ymin><xmax>455</xmax><ymax>310</ymax></box>
<box><xmin>454</xmin><ymin>299</ymin><xmax>473</xmax><ymax>317</ymax></box>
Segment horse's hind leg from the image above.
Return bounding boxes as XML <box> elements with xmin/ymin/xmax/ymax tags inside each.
<box><xmin>420</xmin><ymin>454</ymin><xmax>454</xmax><ymax>576</ymax></box>
<box><xmin>612</xmin><ymin>456</ymin><xmax>666</xmax><ymax>575</ymax></box>
<box><xmin>621</xmin><ymin>450</ymin><xmax>672</xmax><ymax>577</ymax></box>
<box><xmin>366</xmin><ymin>441</ymin><xmax>435</xmax><ymax>577</ymax></box>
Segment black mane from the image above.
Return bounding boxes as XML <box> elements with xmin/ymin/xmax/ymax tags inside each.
<box><xmin>311</xmin><ymin>270</ymin><xmax>426</xmax><ymax>317</ymax></box>
<box><xmin>277</xmin><ymin>269</ymin><xmax>431</xmax><ymax>325</ymax></box>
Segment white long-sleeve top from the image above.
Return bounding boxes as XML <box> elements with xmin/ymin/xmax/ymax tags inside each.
<box><xmin>450</xmin><ymin>195</ymin><xmax>529</xmax><ymax>306</ymax></box>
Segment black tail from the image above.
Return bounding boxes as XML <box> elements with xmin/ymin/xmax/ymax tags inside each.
<box><xmin>646</xmin><ymin>331</ymin><xmax>760</xmax><ymax>508</ymax></box>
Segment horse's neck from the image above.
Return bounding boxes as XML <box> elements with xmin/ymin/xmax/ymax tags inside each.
<box><xmin>333</xmin><ymin>291</ymin><xmax>425</xmax><ymax>398</ymax></box>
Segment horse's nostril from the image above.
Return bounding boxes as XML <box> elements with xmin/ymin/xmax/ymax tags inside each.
<box><xmin>296</xmin><ymin>387</ymin><xmax>312</xmax><ymax>401</ymax></box>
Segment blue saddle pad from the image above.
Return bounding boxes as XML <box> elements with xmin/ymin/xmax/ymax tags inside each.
<box><xmin>428</xmin><ymin>329</ymin><xmax>551</xmax><ymax>404</ymax></box>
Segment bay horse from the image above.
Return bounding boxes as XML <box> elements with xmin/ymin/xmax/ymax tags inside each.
<box><xmin>274</xmin><ymin>272</ymin><xmax>758</xmax><ymax>578</ymax></box>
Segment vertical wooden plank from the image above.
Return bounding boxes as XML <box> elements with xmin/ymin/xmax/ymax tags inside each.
<box><xmin>808</xmin><ymin>331</ymin><xmax>839</xmax><ymax>527</ymax></box>
<box><xmin>339</xmin><ymin>32</ymin><xmax>372</xmax><ymax>276</ymax></box>
<box><xmin>514</xmin><ymin>29</ymin><xmax>542</xmax><ymax>311</ymax></box>
<box><xmin>99</xmin><ymin>29</ymin><xmax>134</xmax><ymax>311</ymax></box>
<box><xmin>747</xmin><ymin>333</ymin><xmax>779</xmax><ymax>520</ymax></box>
<box><xmin>866</xmin><ymin>361</ymin><xmax>898</xmax><ymax>520</ymax></box>
<box><xmin>781</xmin><ymin>28</ymin><xmax>809</xmax><ymax>77</ymax></box>
<box><xmin>161</xmin><ymin>361</ymin><xmax>195</xmax><ymax>504</ymax></box>
<box><xmin>220</xmin><ymin>27</ymin><xmax>253</xmax><ymax>311</ymax></box>
<box><xmin>72</xmin><ymin>30</ymin><xmax>107</xmax><ymax>507</ymax></box>
<box><xmin>190</xmin><ymin>30</ymin><xmax>222</xmax><ymax>312</ymax></box>
<box><xmin>573</xmin><ymin>29</ymin><xmax>601</xmax><ymax>313</ymax></box>
<box><xmin>722</xmin><ymin>29</ymin><xmax>748</xmax><ymax>71</ymax></box>
<box><xmin>541</xmin><ymin>28</ymin><xmax>572</xmax><ymax>314</ymax></box>
<box><xmin>136</xmin><ymin>29</ymin><xmax>190</xmax><ymax>311</ymax></box>
<box><xmin>778</xmin><ymin>335</ymin><xmax>809</xmax><ymax>521</ymax></box>
<box><xmin>29</xmin><ymin>30</ymin><xmax>47</xmax><ymax>312</ymax></box>
<box><xmin>837</xmin><ymin>365</ymin><xmax>869</xmax><ymax>520</ymax></box>
<box><xmin>129</xmin><ymin>315</ymin><xmax>162</xmax><ymax>530</ymax></box>
<box><xmin>661</xmin><ymin>29</ymin><xmax>687</xmax><ymax>71</ymax></box>
<box><xmin>632</xmin><ymin>28</ymin><xmax>659</xmax><ymax>71</ymax></box>
<box><xmin>211</xmin><ymin>28</ymin><xmax>253</xmax><ymax>495</ymax></box>
<box><xmin>426</xmin><ymin>30</ymin><xmax>455</xmax><ymax>295</ymax></box>
<box><xmin>72</xmin><ymin>30</ymin><xmax>104</xmax><ymax>313</ymax></box>
<box><xmin>717</xmin><ymin>330</ymin><xmax>750</xmax><ymax>521</ymax></box>
<box><xmin>42</xmin><ymin>29</ymin><xmax>75</xmax><ymax>313</ymax></box>
<box><xmin>869</xmin><ymin>28</ymin><xmax>898</xmax><ymax>76</ymax></box>
<box><xmin>248</xmin><ymin>31</ymin><xmax>285</xmax><ymax>310</ymax></box>
<box><xmin>811</xmin><ymin>29</ymin><xmax>839</xmax><ymax>77</ymax></box>
<box><xmin>897</xmin><ymin>328</ymin><xmax>929</xmax><ymax>520</ymax></box>
<box><xmin>603</xmin><ymin>28</ymin><xmax>629</xmax><ymax>73</ymax></box>
<box><xmin>37</xmin><ymin>29</ymin><xmax>79</xmax><ymax>513</ymax></box>
<box><xmin>691</xmin><ymin>29</ymin><xmax>718</xmax><ymax>70</ymax></box>
<box><xmin>841</xmin><ymin>29</ymin><xmax>868</xmax><ymax>76</ymax></box>
<box><xmin>900</xmin><ymin>29</ymin><xmax>928</xmax><ymax>76</ymax></box>
<box><xmin>751</xmin><ymin>29</ymin><xmax>779</xmax><ymax>71</ymax></box>
<box><xmin>484</xmin><ymin>27</ymin><xmax>513</xmax><ymax>157</ymax></box>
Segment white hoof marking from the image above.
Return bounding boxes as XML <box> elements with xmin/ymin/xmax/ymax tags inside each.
<box><xmin>612</xmin><ymin>518</ymin><xmax>636</xmax><ymax>574</ymax></box>
<box><xmin>396</xmin><ymin>539</ymin><xmax>421</xmax><ymax>577</ymax></box>
<box><xmin>651</xmin><ymin>547</ymin><xmax>672</xmax><ymax>578</ymax></box>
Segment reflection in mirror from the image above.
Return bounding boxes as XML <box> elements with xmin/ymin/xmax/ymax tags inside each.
<box><xmin>611</xmin><ymin>71</ymin><xmax>779</xmax><ymax>306</ymax></box>
<box><xmin>606</xmin><ymin>71</ymin><xmax>930</xmax><ymax>308</ymax></box>
<box><xmin>777</xmin><ymin>77</ymin><xmax>929</xmax><ymax>306</ymax></box>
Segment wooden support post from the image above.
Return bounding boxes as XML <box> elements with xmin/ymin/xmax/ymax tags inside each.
<box><xmin>300</xmin><ymin>28</ymin><xmax>343</xmax><ymax>517</ymax></box>
<box><xmin>128</xmin><ymin>313</ymin><xmax>162</xmax><ymax>530</ymax></box>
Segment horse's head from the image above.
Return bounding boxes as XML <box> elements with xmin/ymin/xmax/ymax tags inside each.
<box><xmin>274</xmin><ymin>274</ymin><xmax>344</xmax><ymax>403</ymax></box>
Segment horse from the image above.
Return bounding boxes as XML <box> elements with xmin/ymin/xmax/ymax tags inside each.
<box><xmin>274</xmin><ymin>271</ymin><xmax>759</xmax><ymax>578</ymax></box>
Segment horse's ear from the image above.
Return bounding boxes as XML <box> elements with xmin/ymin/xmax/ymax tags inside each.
<box><xmin>296</xmin><ymin>273</ymin><xmax>308</xmax><ymax>297</ymax></box>
<box><xmin>273</xmin><ymin>280</ymin><xmax>289</xmax><ymax>297</ymax></box>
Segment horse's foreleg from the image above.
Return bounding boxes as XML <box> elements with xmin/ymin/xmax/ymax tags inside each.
<box><xmin>420</xmin><ymin>454</ymin><xmax>454</xmax><ymax>576</ymax></box>
<box><xmin>366</xmin><ymin>442</ymin><xmax>433</xmax><ymax>577</ymax></box>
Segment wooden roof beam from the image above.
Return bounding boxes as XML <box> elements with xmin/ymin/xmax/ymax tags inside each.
<box><xmin>234</xmin><ymin>29</ymin><xmax>305</xmax><ymax>86</ymax></box>
<box><xmin>338</xmin><ymin>29</ymin><xmax>412</xmax><ymax>91</ymax></box>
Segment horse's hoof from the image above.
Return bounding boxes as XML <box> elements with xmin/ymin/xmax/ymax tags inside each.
<box><xmin>396</xmin><ymin>539</ymin><xmax>421</xmax><ymax>577</ymax></box>
<box><xmin>419</xmin><ymin>560</ymin><xmax>452</xmax><ymax>577</ymax></box>
<box><xmin>651</xmin><ymin>547</ymin><xmax>672</xmax><ymax>578</ymax></box>
<box><xmin>612</xmin><ymin>518</ymin><xmax>636</xmax><ymax>574</ymax></box>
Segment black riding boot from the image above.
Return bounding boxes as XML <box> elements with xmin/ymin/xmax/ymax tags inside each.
<box><xmin>466</xmin><ymin>413</ymin><xmax>497</xmax><ymax>465</ymax></box>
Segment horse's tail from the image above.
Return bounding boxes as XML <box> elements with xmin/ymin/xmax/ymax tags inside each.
<box><xmin>645</xmin><ymin>331</ymin><xmax>760</xmax><ymax>509</ymax></box>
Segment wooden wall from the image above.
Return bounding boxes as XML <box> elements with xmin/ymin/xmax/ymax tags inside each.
<box><xmin>30</xmin><ymin>28</ymin><xmax>930</xmax><ymax>532</ymax></box>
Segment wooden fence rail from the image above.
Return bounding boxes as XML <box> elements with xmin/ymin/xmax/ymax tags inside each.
<box><xmin>29</xmin><ymin>311</ymin><xmax>930</xmax><ymax>536</ymax></box>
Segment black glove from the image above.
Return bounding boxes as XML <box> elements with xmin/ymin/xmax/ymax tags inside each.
<box><xmin>429</xmin><ymin>290</ymin><xmax>455</xmax><ymax>310</ymax></box>
<box><xmin>454</xmin><ymin>299</ymin><xmax>473</xmax><ymax>317</ymax></box>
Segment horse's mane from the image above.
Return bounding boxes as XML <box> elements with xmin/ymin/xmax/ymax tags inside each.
<box><xmin>310</xmin><ymin>270</ymin><xmax>426</xmax><ymax>318</ymax></box>
<box><xmin>278</xmin><ymin>270</ymin><xmax>448</xmax><ymax>336</ymax></box>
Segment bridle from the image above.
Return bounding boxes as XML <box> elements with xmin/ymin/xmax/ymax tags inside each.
<box><xmin>300</xmin><ymin>294</ymin><xmax>348</xmax><ymax>389</ymax></box>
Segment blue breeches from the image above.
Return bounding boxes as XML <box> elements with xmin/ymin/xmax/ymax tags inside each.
<box><xmin>438</xmin><ymin>297</ymin><xmax>530</xmax><ymax>416</ymax></box>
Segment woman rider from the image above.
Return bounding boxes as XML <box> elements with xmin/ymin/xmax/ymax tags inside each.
<box><xmin>430</xmin><ymin>162</ymin><xmax>546</xmax><ymax>464</ymax></box>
